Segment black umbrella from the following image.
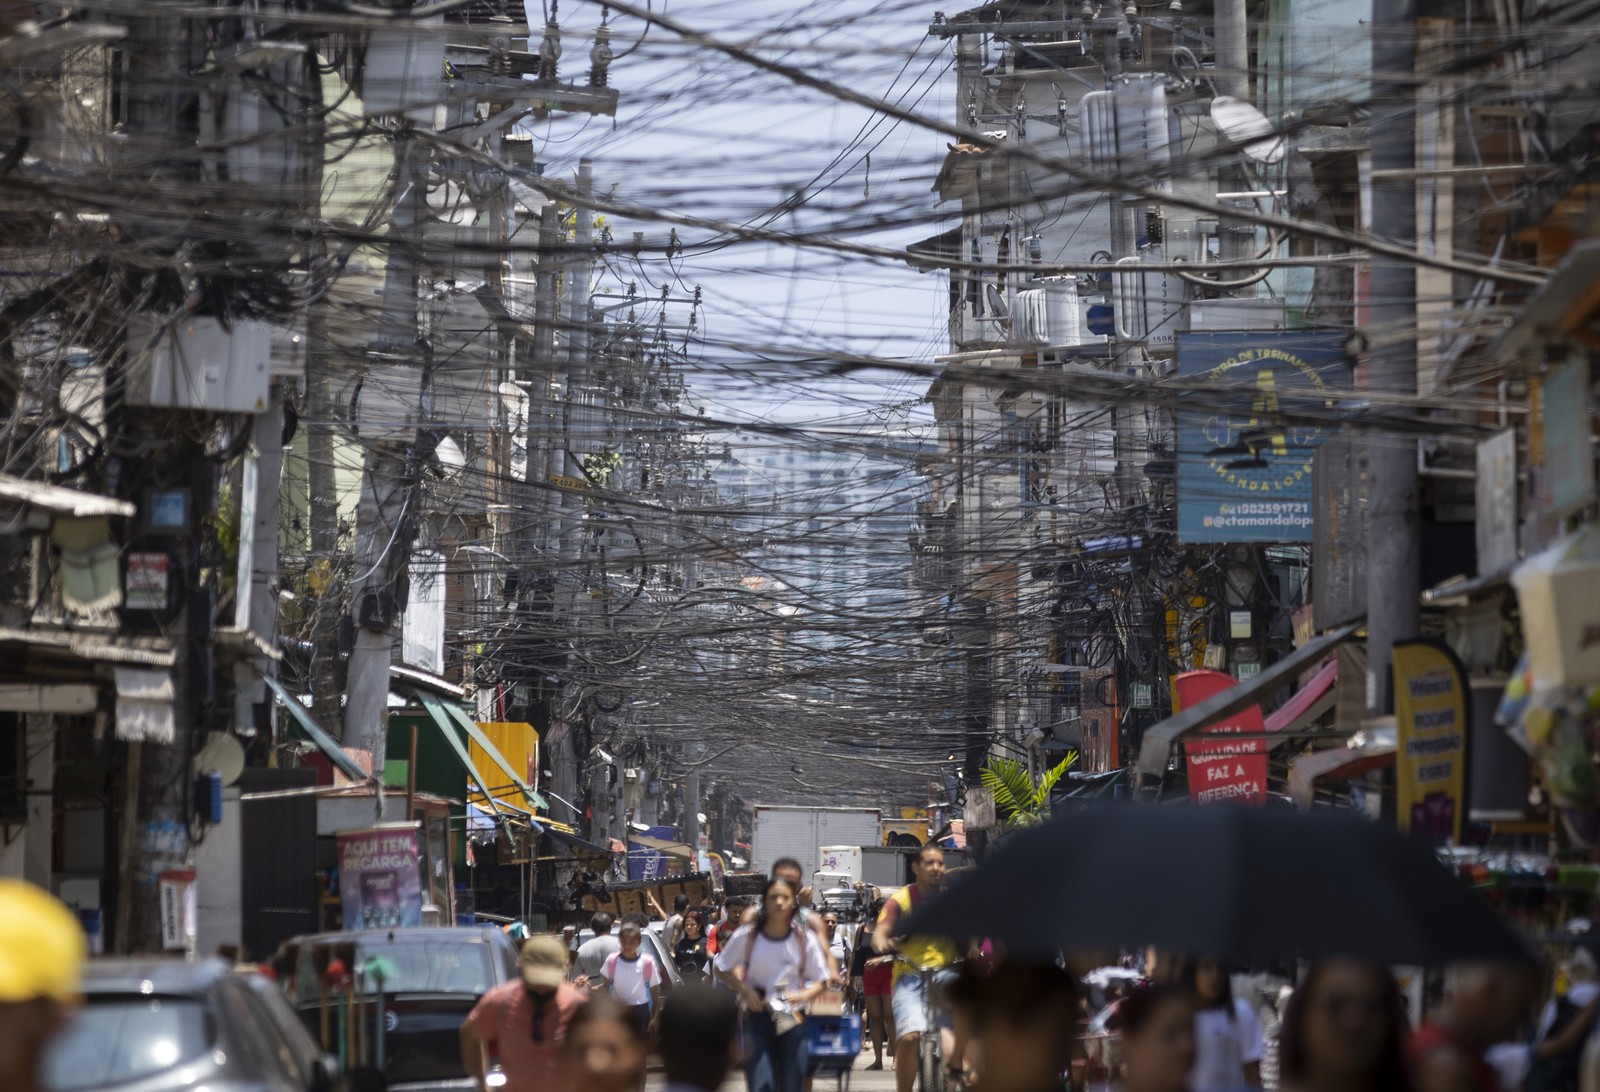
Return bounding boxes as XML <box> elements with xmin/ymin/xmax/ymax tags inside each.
<box><xmin>898</xmin><ymin>805</ymin><xmax>1534</xmax><ymax>966</ymax></box>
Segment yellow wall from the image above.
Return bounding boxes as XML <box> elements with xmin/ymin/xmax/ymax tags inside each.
<box><xmin>468</xmin><ymin>721</ymin><xmax>539</xmax><ymax>811</ymax></box>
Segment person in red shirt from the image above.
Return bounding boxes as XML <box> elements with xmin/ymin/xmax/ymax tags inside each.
<box><xmin>1410</xmin><ymin>963</ymin><xmax>1535</xmax><ymax>1092</ymax></box>
<box><xmin>460</xmin><ymin>935</ymin><xmax>588</xmax><ymax>1092</ymax></box>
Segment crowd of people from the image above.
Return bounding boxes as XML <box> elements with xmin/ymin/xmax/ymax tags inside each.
<box><xmin>9</xmin><ymin>870</ymin><xmax>1600</xmax><ymax>1092</ymax></box>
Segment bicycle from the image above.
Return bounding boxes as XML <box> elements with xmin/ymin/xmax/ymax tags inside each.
<box><xmin>891</xmin><ymin>954</ymin><xmax>959</xmax><ymax>1092</ymax></box>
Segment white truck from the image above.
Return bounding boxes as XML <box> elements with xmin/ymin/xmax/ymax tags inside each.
<box><xmin>750</xmin><ymin>805</ymin><xmax>881</xmax><ymax>878</ymax></box>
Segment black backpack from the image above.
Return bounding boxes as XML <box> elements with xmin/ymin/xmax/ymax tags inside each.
<box><xmin>1527</xmin><ymin>996</ymin><xmax>1586</xmax><ymax>1092</ymax></box>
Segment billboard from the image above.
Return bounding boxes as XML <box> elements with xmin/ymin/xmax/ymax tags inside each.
<box><xmin>1176</xmin><ymin>331</ymin><xmax>1349</xmax><ymax>543</ymax></box>
<box><xmin>337</xmin><ymin>823</ymin><xmax>424</xmax><ymax>930</ymax></box>
<box><xmin>1175</xmin><ymin>670</ymin><xmax>1267</xmax><ymax>805</ymax></box>
<box><xmin>1392</xmin><ymin>639</ymin><xmax>1469</xmax><ymax>845</ymax></box>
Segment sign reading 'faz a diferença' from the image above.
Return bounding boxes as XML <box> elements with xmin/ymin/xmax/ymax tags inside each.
<box><xmin>1176</xmin><ymin>331</ymin><xmax>1350</xmax><ymax>544</ymax></box>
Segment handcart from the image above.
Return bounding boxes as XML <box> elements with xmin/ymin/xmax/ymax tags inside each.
<box><xmin>807</xmin><ymin>1011</ymin><xmax>863</xmax><ymax>1092</ymax></box>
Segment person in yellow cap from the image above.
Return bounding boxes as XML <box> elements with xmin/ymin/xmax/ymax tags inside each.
<box><xmin>0</xmin><ymin>879</ymin><xmax>87</xmax><ymax>1092</ymax></box>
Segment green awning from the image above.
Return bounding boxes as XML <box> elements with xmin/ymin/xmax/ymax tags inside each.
<box><xmin>439</xmin><ymin>702</ymin><xmax>550</xmax><ymax>812</ymax></box>
<box><xmin>414</xmin><ymin>691</ymin><xmax>503</xmax><ymax>820</ymax></box>
<box><xmin>258</xmin><ymin>671</ymin><xmax>372</xmax><ymax>784</ymax></box>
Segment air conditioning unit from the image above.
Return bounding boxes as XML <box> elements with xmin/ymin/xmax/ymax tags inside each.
<box><xmin>126</xmin><ymin>316</ymin><xmax>273</xmax><ymax>413</ymax></box>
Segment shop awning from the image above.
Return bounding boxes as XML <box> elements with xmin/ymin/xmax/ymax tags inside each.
<box><xmin>259</xmin><ymin>670</ymin><xmax>373</xmax><ymax>784</ymax></box>
<box><xmin>414</xmin><ymin>691</ymin><xmax>503</xmax><ymax>821</ymax></box>
<box><xmin>1134</xmin><ymin>622</ymin><xmax>1360</xmax><ymax>794</ymax></box>
<box><xmin>437</xmin><ymin>702</ymin><xmax>550</xmax><ymax>812</ymax></box>
<box><xmin>1287</xmin><ymin>723</ymin><xmax>1398</xmax><ymax>809</ymax></box>
<box><xmin>631</xmin><ymin>834</ymin><xmax>695</xmax><ymax>859</ymax></box>
<box><xmin>545</xmin><ymin>826</ymin><xmax>616</xmax><ymax>859</ymax></box>
<box><xmin>1264</xmin><ymin>658</ymin><xmax>1338</xmax><ymax>736</ymax></box>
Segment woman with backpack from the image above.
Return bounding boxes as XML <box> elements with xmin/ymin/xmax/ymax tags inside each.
<box><xmin>713</xmin><ymin>876</ymin><xmax>830</xmax><ymax>1092</ymax></box>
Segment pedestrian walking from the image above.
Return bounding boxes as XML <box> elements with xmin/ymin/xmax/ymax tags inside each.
<box><xmin>598</xmin><ymin>921</ymin><xmax>663</xmax><ymax>1038</ymax></box>
<box><xmin>946</xmin><ymin>959</ymin><xmax>1079</xmax><ymax>1092</ymax></box>
<box><xmin>0</xmin><ymin>879</ymin><xmax>86</xmax><ymax>1092</ymax></box>
<box><xmin>1115</xmin><ymin>987</ymin><xmax>1198</xmax><ymax>1092</ymax></box>
<box><xmin>556</xmin><ymin>995</ymin><xmax>648</xmax><ymax>1092</ymax></box>
<box><xmin>460</xmin><ymin>935</ymin><xmax>587</xmax><ymax>1092</ymax></box>
<box><xmin>675</xmin><ymin>910</ymin><xmax>711</xmax><ymax>980</ymax></box>
<box><xmin>1410</xmin><ymin>964</ymin><xmax>1536</xmax><ymax>1092</ymax></box>
<box><xmin>874</xmin><ymin>844</ymin><xmax>959</xmax><ymax>1092</ymax></box>
<box><xmin>658</xmin><ymin>985</ymin><xmax>742</xmax><ymax>1092</ymax></box>
<box><xmin>823</xmin><ymin>912</ymin><xmax>851</xmax><ymax>985</ymax></box>
<box><xmin>1180</xmin><ymin>957</ymin><xmax>1262</xmax><ymax>1092</ymax></box>
<box><xmin>1277</xmin><ymin>960</ymin><xmax>1411</xmax><ymax>1092</ymax></box>
<box><xmin>714</xmin><ymin>876</ymin><xmax>831</xmax><ymax>1092</ymax></box>
<box><xmin>752</xmin><ymin>858</ymin><xmax>841</xmax><ymax>983</ymax></box>
<box><xmin>663</xmin><ymin>894</ymin><xmax>692</xmax><ymax>953</ymax></box>
<box><xmin>1526</xmin><ymin>950</ymin><xmax>1600</xmax><ymax>1092</ymax></box>
<box><xmin>575</xmin><ymin>911</ymin><xmax>620</xmax><ymax>984</ymax></box>
<box><xmin>854</xmin><ymin>898</ymin><xmax>896</xmax><ymax>1070</ymax></box>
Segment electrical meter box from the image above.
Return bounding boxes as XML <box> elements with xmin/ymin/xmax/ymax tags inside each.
<box><xmin>126</xmin><ymin>316</ymin><xmax>273</xmax><ymax>413</ymax></box>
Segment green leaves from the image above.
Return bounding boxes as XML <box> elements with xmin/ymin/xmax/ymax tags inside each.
<box><xmin>978</xmin><ymin>752</ymin><xmax>1078</xmax><ymax>828</ymax></box>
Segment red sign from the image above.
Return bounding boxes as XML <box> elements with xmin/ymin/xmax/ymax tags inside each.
<box><xmin>1176</xmin><ymin>670</ymin><xmax>1267</xmax><ymax>805</ymax></box>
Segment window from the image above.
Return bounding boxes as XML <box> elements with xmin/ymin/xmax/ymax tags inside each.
<box><xmin>41</xmin><ymin>996</ymin><xmax>217</xmax><ymax>1090</ymax></box>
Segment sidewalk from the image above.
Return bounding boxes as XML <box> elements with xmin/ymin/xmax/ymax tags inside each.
<box><xmin>646</xmin><ymin>1049</ymin><xmax>901</xmax><ymax>1092</ymax></box>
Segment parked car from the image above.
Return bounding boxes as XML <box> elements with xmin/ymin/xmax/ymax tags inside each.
<box><xmin>40</xmin><ymin>958</ymin><xmax>346</xmax><ymax>1092</ymax></box>
<box><xmin>277</xmin><ymin>926</ymin><xmax>519</xmax><ymax>1092</ymax></box>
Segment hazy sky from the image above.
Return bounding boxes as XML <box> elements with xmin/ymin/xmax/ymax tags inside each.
<box><xmin>519</xmin><ymin>0</ymin><xmax>954</xmax><ymax>433</ymax></box>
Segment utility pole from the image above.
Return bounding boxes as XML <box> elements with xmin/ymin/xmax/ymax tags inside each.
<box><xmin>1212</xmin><ymin>0</ymin><xmax>1252</xmax><ymax>268</ymax></box>
<box><xmin>555</xmin><ymin>158</ymin><xmax>595</xmax><ymax>598</ymax></box>
<box><xmin>1364</xmin><ymin>0</ymin><xmax>1419</xmax><ymax>715</ymax></box>
<box><xmin>344</xmin><ymin>131</ymin><xmax>429</xmax><ymax>772</ymax></box>
<box><xmin>119</xmin><ymin>1</ymin><xmax>205</xmax><ymax>954</ymax></box>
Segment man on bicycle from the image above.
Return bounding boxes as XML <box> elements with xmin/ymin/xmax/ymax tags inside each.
<box><xmin>873</xmin><ymin>844</ymin><xmax>959</xmax><ymax>1092</ymax></box>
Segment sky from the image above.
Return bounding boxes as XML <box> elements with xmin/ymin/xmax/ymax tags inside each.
<box><xmin>515</xmin><ymin>0</ymin><xmax>956</xmax><ymax>434</ymax></box>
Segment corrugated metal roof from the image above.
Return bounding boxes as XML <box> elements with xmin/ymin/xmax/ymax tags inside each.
<box><xmin>0</xmin><ymin>474</ymin><xmax>134</xmax><ymax>522</ymax></box>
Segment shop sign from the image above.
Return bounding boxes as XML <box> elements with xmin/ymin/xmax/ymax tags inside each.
<box><xmin>963</xmin><ymin>786</ymin><xmax>997</xmax><ymax>831</ymax></box>
<box><xmin>1176</xmin><ymin>331</ymin><xmax>1350</xmax><ymax>543</ymax></box>
<box><xmin>337</xmin><ymin>824</ymin><xmax>424</xmax><ymax>930</ymax></box>
<box><xmin>125</xmin><ymin>551</ymin><xmax>169</xmax><ymax>610</ymax></box>
<box><xmin>1393</xmin><ymin>638</ymin><xmax>1469</xmax><ymax>845</ymax></box>
<box><xmin>158</xmin><ymin>868</ymin><xmax>196</xmax><ymax>951</ymax></box>
<box><xmin>1176</xmin><ymin>670</ymin><xmax>1267</xmax><ymax>805</ymax></box>
<box><xmin>1543</xmin><ymin>361</ymin><xmax>1595</xmax><ymax>517</ymax></box>
<box><xmin>1476</xmin><ymin>428</ymin><xmax>1518</xmax><ymax>574</ymax></box>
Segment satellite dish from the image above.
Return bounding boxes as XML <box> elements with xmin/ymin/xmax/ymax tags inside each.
<box><xmin>193</xmin><ymin>731</ymin><xmax>246</xmax><ymax>787</ymax></box>
<box><xmin>1211</xmin><ymin>96</ymin><xmax>1285</xmax><ymax>164</ymax></box>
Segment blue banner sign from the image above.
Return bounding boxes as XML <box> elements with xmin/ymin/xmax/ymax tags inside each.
<box><xmin>1176</xmin><ymin>330</ymin><xmax>1349</xmax><ymax>543</ymax></box>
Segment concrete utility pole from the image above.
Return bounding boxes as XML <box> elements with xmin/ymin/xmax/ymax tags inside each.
<box><xmin>1212</xmin><ymin>0</ymin><xmax>1252</xmax><ymax>268</ymax></box>
<box><xmin>344</xmin><ymin>132</ymin><xmax>429</xmax><ymax>772</ymax></box>
<box><xmin>1364</xmin><ymin>0</ymin><xmax>1420</xmax><ymax>715</ymax></box>
<box><xmin>555</xmin><ymin>158</ymin><xmax>596</xmax><ymax>596</ymax></box>
<box><xmin>118</xmin><ymin>1</ymin><xmax>206</xmax><ymax>955</ymax></box>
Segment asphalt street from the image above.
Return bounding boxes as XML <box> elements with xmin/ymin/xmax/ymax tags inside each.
<box><xmin>646</xmin><ymin>1050</ymin><xmax>900</xmax><ymax>1092</ymax></box>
